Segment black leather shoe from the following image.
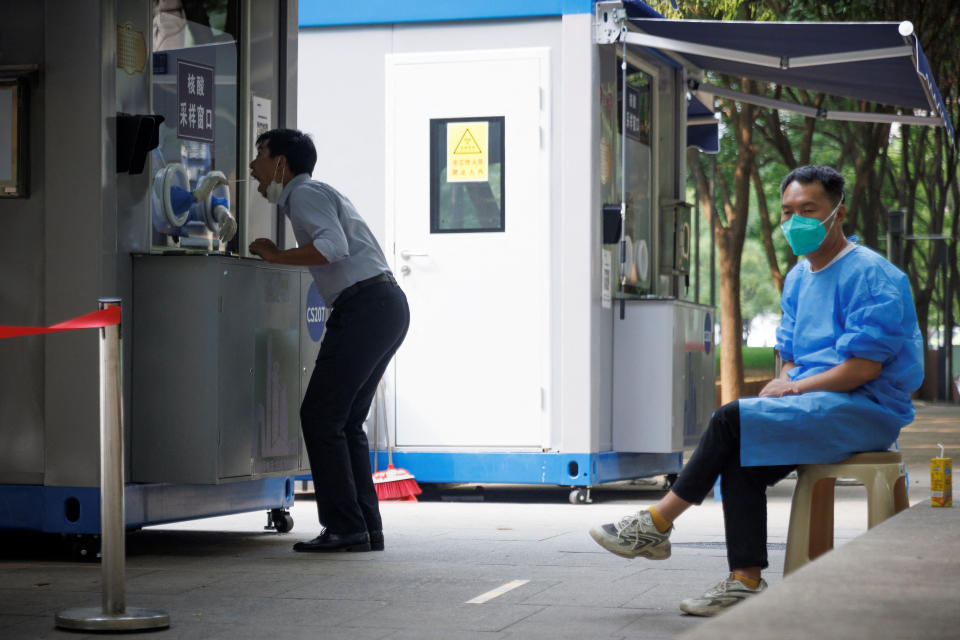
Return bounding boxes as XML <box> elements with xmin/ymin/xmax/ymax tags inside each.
<box><xmin>293</xmin><ymin>530</ymin><xmax>371</xmax><ymax>553</ymax></box>
<box><xmin>369</xmin><ymin>530</ymin><xmax>384</xmax><ymax>551</ymax></box>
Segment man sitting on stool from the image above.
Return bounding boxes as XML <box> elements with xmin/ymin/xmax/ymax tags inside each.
<box><xmin>589</xmin><ymin>165</ymin><xmax>923</xmax><ymax>616</ymax></box>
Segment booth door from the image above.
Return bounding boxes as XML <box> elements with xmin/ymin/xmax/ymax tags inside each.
<box><xmin>387</xmin><ymin>50</ymin><xmax>549</xmax><ymax>448</ymax></box>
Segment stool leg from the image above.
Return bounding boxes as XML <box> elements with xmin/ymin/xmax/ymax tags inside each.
<box><xmin>808</xmin><ymin>477</ymin><xmax>835</xmax><ymax>561</ymax></box>
<box><xmin>785</xmin><ymin>471</ymin><xmax>816</xmax><ymax>576</ymax></box>
<box><xmin>894</xmin><ymin>475</ymin><xmax>909</xmax><ymax>513</ymax></box>
<box><xmin>865</xmin><ymin>466</ymin><xmax>897</xmax><ymax>529</ymax></box>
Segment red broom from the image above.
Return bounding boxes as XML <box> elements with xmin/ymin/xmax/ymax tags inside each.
<box><xmin>373</xmin><ymin>460</ymin><xmax>421</xmax><ymax>501</ymax></box>
<box><xmin>370</xmin><ymin>382</ymin><xmax>421</xmax><ymax>501</ymax></box>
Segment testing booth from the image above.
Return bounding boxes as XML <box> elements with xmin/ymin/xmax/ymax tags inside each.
<box><xmin>298</xmin><ymin>0</ymin><xmax>717</xmax><ymax>502</ymax></box>
<box><xmin>0</xmin><ymin>0</ymin><xmax>310</xmax><ymax>539</ymax></box>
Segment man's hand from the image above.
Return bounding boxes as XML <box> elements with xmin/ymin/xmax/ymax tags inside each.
<box><xmin>249</xmin><ymin>238</ymin><xmax>280</xmax><ymax>262</ymax></box>
<box><xmin>761</xmin><ymin>357</ymin><xmax>880</xmax><ymax>397</ymax></box>
<box><xmin>759</xmin><ymin>378</ymin><xmax>800</xmax><ymax>398</ymax></box>
<box><xmin>247</xmin><ymin>241</ymin><xmax>329</xmax><ymax>266</ymax></box>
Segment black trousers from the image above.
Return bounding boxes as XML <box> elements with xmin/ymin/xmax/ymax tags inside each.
<box><xmin>671</xmin><ymin>401</ymin><xmax>795</xmax><ymax>571</ymax></box>
<box><xmin>300</xmin><ymin>281</ymin><xmax>410</xmax><ymax>534</ymax></box>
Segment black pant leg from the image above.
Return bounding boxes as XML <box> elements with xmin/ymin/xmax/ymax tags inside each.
<box><xmin>339</xmin><ymin>290</ymin><xmax>410</xmax><ymax>532</ymax></box>
<box><xmin>300</xmin><ymin>283</ymin><xmax>409</xmax><ymax>534</ymax></box>
<box><xmin>720</xmin><ymin>458</ymin><xmax>794</xmax><ymax>570</ymax></box>
<box><xmin>671</xmin><ymin>400</ymin><xmax>794</xmax><ymax>570</ymax></box>
<box><xmin>339</xmin><ymin>359</ymin><xmax>389</xmax><ymax>533</ymax></box>
<box><xmin>671</xmin><ymin>402</ymin><xmax>741</xmax><ymax>505</ymax></box>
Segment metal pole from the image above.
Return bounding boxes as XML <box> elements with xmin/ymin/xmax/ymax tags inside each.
<box><xmin>55</xmin><ymin>299</ymin><xmax>169</xmax><ymax>632</ymax></box>
<box><xmin>709</xmin><ymin>155</ymin><xmax>717</xmax><ymax>308</ymax></box>
<box><xmin>947</xmin><ymin>239</ymin><xmax>956</xmax><ymax>403</ymax></box>
<box><xmin>887</xmin><ymin>209</ymin><xmax>905</xmax><ymax>268</ymax></box>
<box><xmin>940</xmin><ymin>241</ymin><xmax>949</xmax><ymax>401</ymax></box>
<box><xmin>100</xmin><ymin>297</ymin><xmax>125</xmax><ymax>615</ymax></box>
<box><xmin>694</xmin><ymin>160</ymin><xmax>701</xmax><ymax>304</ymax></box>
<box><xmin>238</xmin><ymin>0</ymin><xmax>252</xmax><ymax>252</ymax></box>
<box><xmin>618</xmin><ymin>36</ymin><xmax>627</xmax><ymax>320</ymax></box>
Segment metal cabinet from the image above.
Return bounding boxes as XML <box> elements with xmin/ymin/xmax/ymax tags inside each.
<box><xmin>613</xmin><ymin>299</ymin><xmax>715</xmax><ymax>453</ymax></box>
<box><xmin>131</xmin><ymin>255</ymin><xmax>316</xmax><ymax>484</ymax></box>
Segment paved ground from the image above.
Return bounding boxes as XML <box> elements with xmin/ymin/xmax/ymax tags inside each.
<box><xmin>0</xmin><ymin>402</ymin><xmax>955</xmax><ymax>639</ymax></box>
<box><xmin>678</xmin><ymin>501</ymin><xmax>960</xmax><ymax>640</ymax></box>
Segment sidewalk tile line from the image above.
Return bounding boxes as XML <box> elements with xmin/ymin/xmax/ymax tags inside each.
<box><xmin>466</xmin><ymin>579</ymin><xmax>530</xmax><ymax>604</ymax></box>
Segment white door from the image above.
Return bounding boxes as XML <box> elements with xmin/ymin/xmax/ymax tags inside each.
<box><xmin>387</xmin><ymin>49</ymin><xmax>550</xmax><ymax>448</ymax></box>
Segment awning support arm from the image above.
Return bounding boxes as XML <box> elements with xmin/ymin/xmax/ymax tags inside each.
<box><xmin>594</xmin><ymin>1</ymin><xmax>626</xmax><ymax>45</ymax></box>
<box><xmin>625</xmin><ymin>32</ymin><xmax>911</xmax><ymax>70</ymax></box>
<box><xmin>901</xmin><ymin>33</ymin><xmax>946</xmax><ymax>131</ymax></box>
<box><xmin>693</xmin><ymin>80</ymin><xmax>944</xmax><ymax>127</ymax></box>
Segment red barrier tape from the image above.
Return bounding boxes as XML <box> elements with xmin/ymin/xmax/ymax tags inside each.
<box><xmin>0</xmin><ymin>307</ymin><xmax>121</xmax><ymax>339</ymax></box>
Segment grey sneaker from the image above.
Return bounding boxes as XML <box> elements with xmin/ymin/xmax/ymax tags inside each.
<box><xmin>588</xmin><ymin>510</ymin><xmax>671</xmax><ymax>560</ymax></box>
<box><xmin>679</xmin><ymin>575</ymin><xmax>767</xmax><ymax>617</ymax></box>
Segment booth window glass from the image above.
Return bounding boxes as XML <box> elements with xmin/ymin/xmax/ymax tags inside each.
<box><xmin>610</xmin><ymin>59</ymin><xmax>653</xmax><ymax>297</ymax></box>
<box><xmin>0</xmin><ymin>79</ymin><xmax>27</xmax><ymax>198</ymax></box>
<box><xmin>429</xmin><ymin>116</ymin><xmax>505</xmax><ymax>233</ymax></box>
<box><xmin>150</xmin><ymin>0</ymin><xmax>239</xmax><ymax>252</ymax></box>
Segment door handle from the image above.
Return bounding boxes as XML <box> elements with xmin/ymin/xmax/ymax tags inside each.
<box><xmin>400</xmin><ymin>250</ymin><xmax>429</xmax><ymax>260</ymax></box>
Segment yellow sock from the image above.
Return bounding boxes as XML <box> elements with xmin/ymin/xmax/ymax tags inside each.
<box><xmin>647</xmin><ymin>506</ymin><xmax>672</xmax><ymax>533</ymax></box>
<box><xmin>732</xmin><ymin>573</ymin><xmax>761</xmax><ymax>590</ymax></box>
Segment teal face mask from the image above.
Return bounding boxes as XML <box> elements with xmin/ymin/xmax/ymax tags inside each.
<box><xmin>780</xmin><ymin>200</ymin><xmax>841</xmax><ymax>256</ymax></box>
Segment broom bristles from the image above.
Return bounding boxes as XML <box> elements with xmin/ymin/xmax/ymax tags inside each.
<box><xmin>373</xmin><ymin>464</ymin><xmax>422</xmax><ymax>501</ymax></box>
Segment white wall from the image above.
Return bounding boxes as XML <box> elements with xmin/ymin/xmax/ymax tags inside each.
<box><xmin>298</xmin><ymin>16</ymin><xmax>615</xmax><ymax>453</ymax></box>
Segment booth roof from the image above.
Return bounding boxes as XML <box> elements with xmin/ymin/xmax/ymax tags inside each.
<box><xmin>298</xmin><ymin>0</ymin><xmax>642</xmax><ymax>27</ymax></box>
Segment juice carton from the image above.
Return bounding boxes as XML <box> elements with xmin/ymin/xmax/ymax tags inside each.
<box><xmin>931</xmin><ymin>443</ymin><xmax>952</xmax><ymax>507</ymax></box>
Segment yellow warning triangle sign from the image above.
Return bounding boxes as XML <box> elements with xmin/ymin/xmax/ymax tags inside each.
<box><xmin>453</xmin><ymin>128</ymin><xmax>483</xmax><ymax>154</ymax></box>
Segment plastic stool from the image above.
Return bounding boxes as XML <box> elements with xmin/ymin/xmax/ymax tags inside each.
<box><xmin>784</xmin><ymin>451</ymin><xmax>908</xmax><ymax>575</ymax></box>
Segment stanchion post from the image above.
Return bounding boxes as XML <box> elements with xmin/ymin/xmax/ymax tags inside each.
<box><xmin>55</xmin><ymin>299</ymin><xmax>170</xmax><ymax>632</ymax></box>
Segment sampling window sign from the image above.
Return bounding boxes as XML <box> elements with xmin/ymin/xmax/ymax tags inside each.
<box><xmin>624</xmin><ymin>84</ymin><xmax>648</xmax><ymax>143</ymax></box>
<box><xmin>177</xmin><ymin>59</ymin><xmax>214</xmax><ymax>143</ymax></box>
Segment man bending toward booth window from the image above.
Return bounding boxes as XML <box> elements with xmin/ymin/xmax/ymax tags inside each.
<box><xmin>249</xmin><ymin>128</ymin><xmax>409</xmax><ymax>553</ymax></box>
<box><xmin>589</xmin><ymin>165</ymin><xmax>923</xmax><ymax>616</ymax></box>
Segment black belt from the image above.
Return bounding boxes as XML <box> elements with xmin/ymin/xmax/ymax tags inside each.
<box><xmin>332</xmin><ymin>273</ymin><xmax>396</xmax><ymax>307</ymax></box>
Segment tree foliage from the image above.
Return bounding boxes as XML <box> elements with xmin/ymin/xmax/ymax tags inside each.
<box><xmin>650</xmin><ymin>0</ymin><xmax>960</xmax><ymax>399</ymax></box>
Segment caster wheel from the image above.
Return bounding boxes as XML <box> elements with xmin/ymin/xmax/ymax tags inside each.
<box><xmin>68</xmin><ymin>535</ymin><xmax>101</xmax><ymax>562</ymax></box>
<box><xmin>268</xmin><ymin>509</ymin><xmax>294</xmax><ymax>533</ymax></box>
<box><xmin>275</xmin><ymin>514</ymin><xmax>294</xmax><ymax>533</ymax></box>
<box><xmin>569</xmin><ymin>488</ymin><xmax>589</xmax><ymax>504</ymax></box>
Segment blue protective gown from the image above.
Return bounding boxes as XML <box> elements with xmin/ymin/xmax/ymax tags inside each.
<box><xmin>738</xmin><ymin>243</ymin><xmax>923</xmax><ymax>466</ymax></box>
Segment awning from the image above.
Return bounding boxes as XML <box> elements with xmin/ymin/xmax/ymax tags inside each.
<box><xmin>686</xmin><ymin>93</ymin><xmax>719</xmax><ymax>154</ymax></box>
<box><xmin>619</xmin><ymin>11</ymin><xmax>954</xmax><ymax>143</ymax></box>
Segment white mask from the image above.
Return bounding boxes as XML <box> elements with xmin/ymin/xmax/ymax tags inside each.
<box><xmin>265</xmin><ymin>160</ymin><xmax>285</xmax><ymax>204</ymax></box>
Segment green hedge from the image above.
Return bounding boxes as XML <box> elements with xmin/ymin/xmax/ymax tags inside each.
<box><xmin>715</xmin><ymin>346</ymin><xmax>776</xmax><ymax>379</ymax></box>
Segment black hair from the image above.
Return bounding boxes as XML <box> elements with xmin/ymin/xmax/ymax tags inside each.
<box><xmin>779</xmin><ymin>165</ymin><xmax>845</xmax><ymax>206</ymax></box>
<box><xmin>255</xmin><ymin>128</ymin><xmax>317</xmax><ymax>176</ymax></box>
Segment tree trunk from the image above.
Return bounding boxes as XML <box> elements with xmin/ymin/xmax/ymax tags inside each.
<box><xmin>715</xmin><ymin>88</ymin><xmax>756</xmax><ymax>403</ymax></box>
<box><xmin>718</xmin><ymin>234</ymin><xmax>745</xmax><ymax>403</ymax></box>
<box><xmin>846</xmin><ymin>121</ymin><xmax>886</xmax><ymax>247</ymax></box>
<box><xmin>751</xmin><ymin>163</ymin><xmax>785</xmax><ymax>292</ymax></box>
